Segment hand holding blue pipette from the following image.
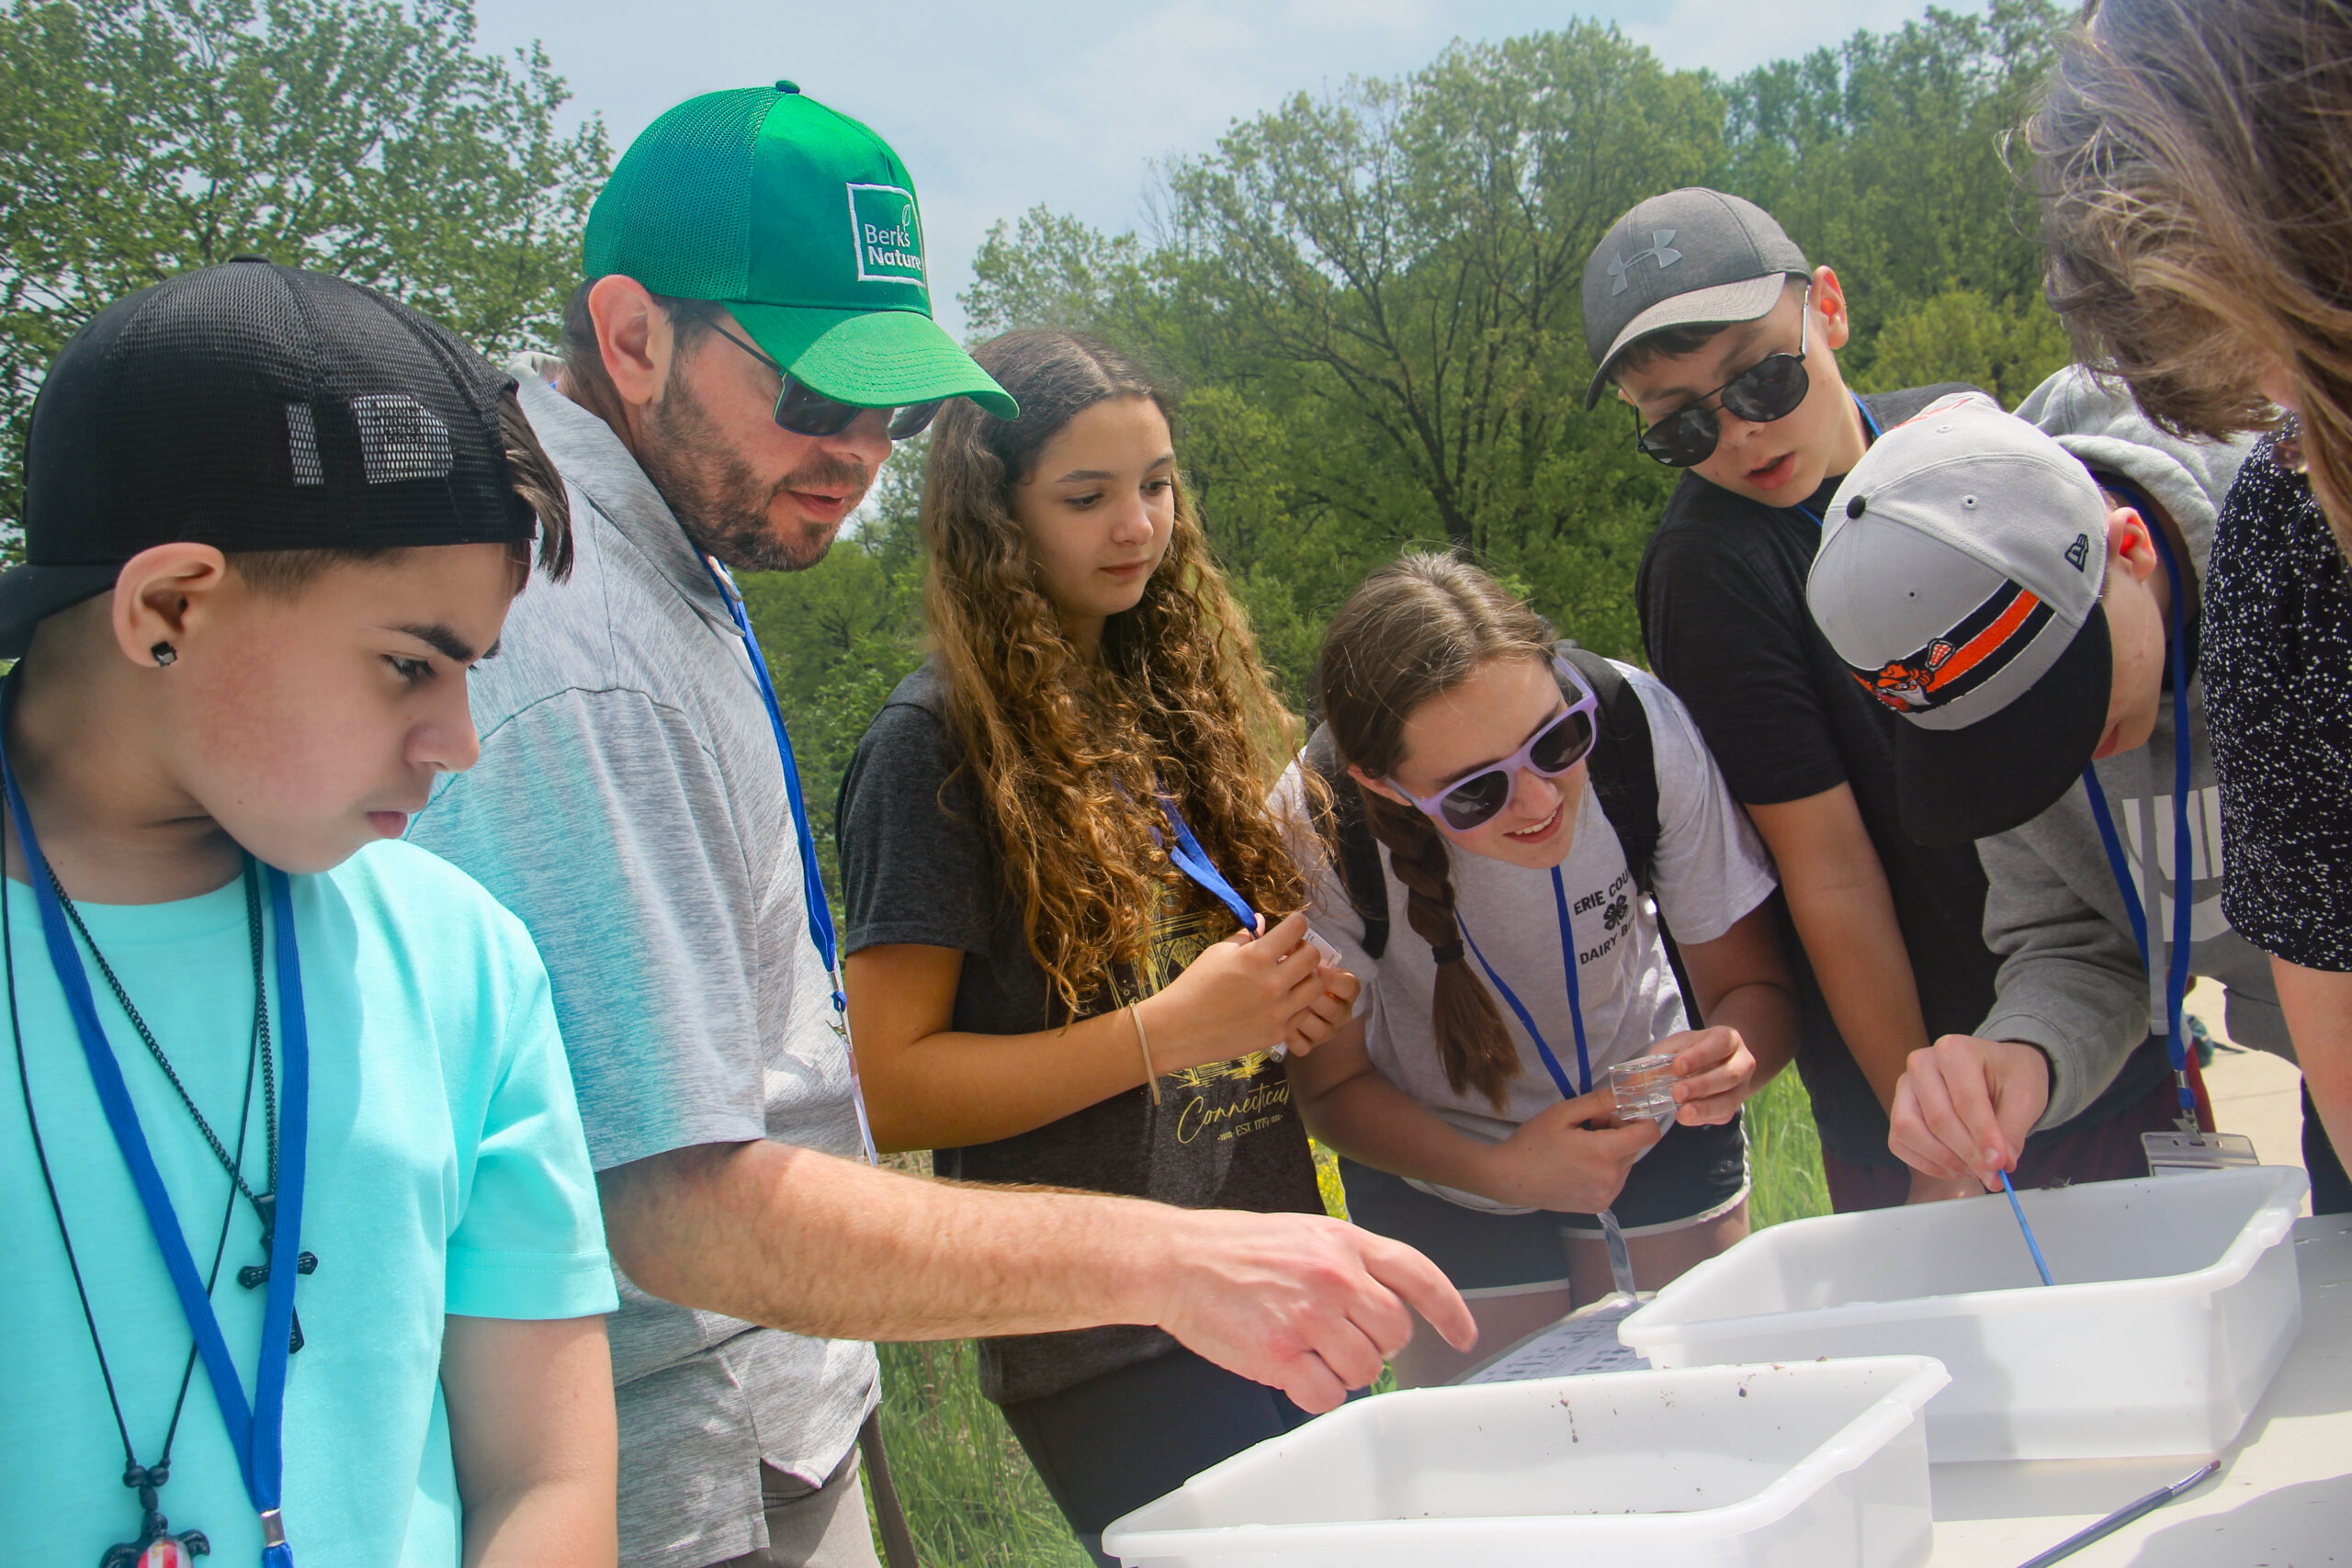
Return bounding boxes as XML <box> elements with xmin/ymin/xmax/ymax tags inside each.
<box><xmin>2000</xmin><ymin>1170</ymin><xmax>2055</xmax><ymax>1286</ymax></box>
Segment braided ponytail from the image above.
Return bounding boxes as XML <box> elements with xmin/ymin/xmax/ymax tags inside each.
<box><xmin>1362</xmin><ymin>789</ymin><xmax>1519</xmax><ymax>1108</ymax></box>
<box><xmin>1316</xmin><ymin>554</ymin><xmax>1558</xmax><ymax>1112</ymax></box>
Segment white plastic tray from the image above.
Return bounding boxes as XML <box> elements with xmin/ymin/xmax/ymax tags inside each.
<box><xmin>1620</xmin><ymin>1166</ymin><xmax>2309</xmax><ymax>1461</ymax></box>
<box><xmin>1101</xmin><ymin>1357</ymin><xmax>1949</xmax><ymax>1568</ymax></box>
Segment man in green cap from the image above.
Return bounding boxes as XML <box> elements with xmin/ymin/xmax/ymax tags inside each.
<box><xmin>408</xmin><ymin>83</ymin><xmax>1473</xmax><ymax>1568</ymax></box>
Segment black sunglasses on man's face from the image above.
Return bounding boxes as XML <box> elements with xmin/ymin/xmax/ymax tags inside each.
<box><xmin>1626</xmin><ymin>284</ymin><xmax>1814</xmax><ymax>468</ymax></box>
<box><xmin>699</xmin><ymin>311</ymin><xmax>942</xmax><ymax>442</ymax></box>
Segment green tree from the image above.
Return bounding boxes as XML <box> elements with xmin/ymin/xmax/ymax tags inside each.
<box><xmin>0</xmin><ymin>0</ymin><xmax>608</xmax><ymax>537</ymax></box>
<box><xmin>1860</xmin><ymin>287</ymin><xmax>2071</xmax><ymax>405</ymax></box>
<box><xmin>964</xmin><ymin>206</ymin><xmax>1147</xmax><ymax>340</ymax></box>
<box><xmin>1155</xmin><ymin>25</ymin><xmax>1719</xmax><ymax>559</ymax></box>
<box><xmin>1716</xmin><ymin>0</ymin><xmax>2069</xmax><ymax>377</ymax></box>
<box><xmin>960</xmin><ymin>4</ymin><xmax>2075</xmax><ymax>683</ymax></box>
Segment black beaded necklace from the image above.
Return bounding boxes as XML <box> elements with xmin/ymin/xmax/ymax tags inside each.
<box><xmin>46</xmin><ymin>859</ymin><xmax>315</xmax><ymax>1320</ymax></box>
<box><xmin>6</xmin><ymin>857</ymin><xmax>283</xmax><ymax>1567</ymax></box>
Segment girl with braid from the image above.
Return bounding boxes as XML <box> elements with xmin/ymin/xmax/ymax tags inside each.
<box><xmin>1285</xmin><ymin>555</ymin><xmax>1800</xmax><ymax>1385</ymax></box>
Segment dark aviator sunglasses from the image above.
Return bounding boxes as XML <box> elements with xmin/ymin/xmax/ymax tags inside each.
<box><xmin>699</xmin><ymin>311</ymin><xmax>942</xmax><ymax>442</ymax></box>
<box><xmin>1627</xmin><ymin>284</ymin><xmax>1813</xmax><ymax>468</ymax></box>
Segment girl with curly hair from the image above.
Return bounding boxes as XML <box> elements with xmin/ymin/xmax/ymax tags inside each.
<box><xmin>835</xmin><ymin>330</ymin><xmax>1379</xmax><ymax>1558</ymax></box>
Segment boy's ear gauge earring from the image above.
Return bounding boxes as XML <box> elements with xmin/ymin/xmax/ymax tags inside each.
<box><xmin>151</xmin><ymin>642</ymin><xmax>176</xmax><ymax>667</ymax></box>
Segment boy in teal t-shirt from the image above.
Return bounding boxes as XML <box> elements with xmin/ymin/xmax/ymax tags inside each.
<box><xmin>0</xmin><ymin>262</ymin><xmax>618</xmax><ymax>1566</ymax></box>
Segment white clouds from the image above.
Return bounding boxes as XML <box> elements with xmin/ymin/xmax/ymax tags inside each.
<box><xmin>472</xmin><ymin>0</ymin><xmax>1965</xmax><ymax>333</ymax></box>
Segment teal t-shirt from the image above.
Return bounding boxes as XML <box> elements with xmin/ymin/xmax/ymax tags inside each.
<box><xmin>0</xmin><ymin>839</ymin><xmax>616</xmax><ymax>1566</ymax></box>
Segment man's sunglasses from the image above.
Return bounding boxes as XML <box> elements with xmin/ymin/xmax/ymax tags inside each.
<box><xmin>1387</xmin><ymin>660</ymin><xmax>1601</xmax><ymax>831</ymax></box>
<box><xmin>1627</xmin><ymin>284</ymin><xmax>1813</xmax><ymax>468</ymax></box>
<box><xmin>699</xmin><ymin>312</ymin><xmax>942</xmax><ymax>441</ymax></box>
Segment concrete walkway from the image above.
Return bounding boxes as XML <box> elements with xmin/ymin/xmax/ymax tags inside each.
<box><xmin>2187</xmin><ymin>976</ymin><xmax>2312</xmax><ymax>1216</ymax></box>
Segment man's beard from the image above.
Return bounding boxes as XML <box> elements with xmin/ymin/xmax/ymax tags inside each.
<box><xmin>637</xmin><ymin>371</ymin><xmax>870</xmax><ymax>572</ymax></box>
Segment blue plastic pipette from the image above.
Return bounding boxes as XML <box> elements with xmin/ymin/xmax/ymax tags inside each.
<box><xmin>2000</xmin><ymin>1171</ymin><xmax>2055</xmax><ymax>1285</ymax></box>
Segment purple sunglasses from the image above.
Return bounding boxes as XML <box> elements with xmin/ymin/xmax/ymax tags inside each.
<box><xmin>1389</xmin><ymin>659</ymin><xmax>1601</xmax><ymax>830</ymax></box>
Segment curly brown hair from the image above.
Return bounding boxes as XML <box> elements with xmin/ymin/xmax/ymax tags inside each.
<box><xmin>2029</xmin><ymin>0</ymin><xmax>2352</xmax><ymax>545</ymax></box>
<box><xmin>1315</xmin><ymin>554</ymin><xmax>1556</xmax><ymax>1111</ymax></box>
<box><xmin>922</xmin><ymin>330</ymin><xmax>1306</xmax><ymax>1018</ymax></box>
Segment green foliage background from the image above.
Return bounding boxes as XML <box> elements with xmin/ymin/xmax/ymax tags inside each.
<box><xmin>0</xmin><ymin>0</ymin><xmax>607</xmax><ymax>536</ymax></box>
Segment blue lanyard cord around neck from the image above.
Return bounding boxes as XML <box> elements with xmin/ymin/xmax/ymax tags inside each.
<box><xmin>2077</xmin><ymin>487</ymin><xmax>2199</xmax><ymax>1127</ymax></box>
<box><xmin>700</xmin><ymin>558</ymin><xmax>878</xmax><ymax>1166</ymax></box>
<box><xmin>0</xmin><ymin>691</ymin><xmax>306</xmax><ymax>1566</ymax></box>
<box><xmin>1793</xmin><ymin>395</ymin><xmax>1883</xmax><ymax>529</ymax></box>
<box><xmin>1455</xmin><ymin>865</ymin><xmax>1591</xmax><ymax>1100</ymax></box>
<box><xmin>1157</xmin><ymin>795</ymin><xmax>1260</xmax><ymax>935</ymax></box>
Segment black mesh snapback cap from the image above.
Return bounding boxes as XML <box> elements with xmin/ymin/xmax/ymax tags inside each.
<box><xmin>1</xmin><ymin>257</ymin><xmax>536</xmax><ymax>657</ymax></box>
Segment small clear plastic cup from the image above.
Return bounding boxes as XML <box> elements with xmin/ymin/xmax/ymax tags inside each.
<box><xmin>1610</xmin><ymin>1053</ymin><xmax>1679</xmax><ymax>1129</ymax></box>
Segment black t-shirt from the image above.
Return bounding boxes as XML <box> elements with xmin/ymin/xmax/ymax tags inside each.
<box><xmin>1636</xmin><ymin>386</ymin><xmax>2005</xmax><ymax>1167</ymax></box>
<box><xmin>2204</xmin><ymin>433</ymin><xmax>2352</xmax><ymax>971</ymax></box>
<box><xmin>835</xmin><ymin>660</ymin><xmax>1324</xmax><ymax>1404</ymax></box>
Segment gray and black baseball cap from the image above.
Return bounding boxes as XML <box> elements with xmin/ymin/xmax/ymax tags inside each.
<box><xmin>1580</xmin><ymin>188</ymin><xmax>1811</xmax><ymax>409</ymax></box>
<box><xmin>0</xmin><ymin>258</ymin><xmax>537</xmax><ymax>657</ymax></box>
<box><xmin>1807</xmin><ymin>393</ymin><xmax>2117</xmax><ymax>847</ymax></box>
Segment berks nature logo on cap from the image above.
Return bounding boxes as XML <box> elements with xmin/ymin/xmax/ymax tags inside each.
<box><xmin>848</xmin><ymin>183</ymin><xmax>924</xmax><ymax>285</ymax></box>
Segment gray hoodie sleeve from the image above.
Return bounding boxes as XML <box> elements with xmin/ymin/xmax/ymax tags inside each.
<box><xmin>1976</xmin><ymin>788</ymin><xmax>2155</xmax><ymax>1128</ymax></box>
<box><xmin>1973</xmin><ymin>367</ymin><xmax>2258</xmax><ymax>1126</ymax></box>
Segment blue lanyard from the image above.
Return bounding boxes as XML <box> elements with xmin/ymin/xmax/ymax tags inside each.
<box><xmin>1158</xmin><ymin>795</ymin><xmax>1260</xmax><ymax>935</ymax></box>
<box><xmin>1455</xmin><ymin>865</ymin><xmax>1591</xmax><ymax>1100</ymax></box>
<box><xmin>1793</xmin><ymin>395</ymin><xmax>1883</xmax><ymax>528</ymax></box>
<box><xmin>1</xmin><ymin>693</ymin><xmax>307</xmax><ymax>1566</ymax></box>
<box><xmin>2078</xmin><ymin>484</ymin><xmax>2199</xmax><ymax>1125</ymax></box>
<box><xmin>700</xmin><ymin>558</ymin><xmax>877</xmax><ymax>1166</ymax></box>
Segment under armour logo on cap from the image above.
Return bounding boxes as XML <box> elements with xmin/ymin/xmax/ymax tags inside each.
<box><xmin>1608</xmin><ymin>230</ymin><xmax>1683</xmax><ymax>294</ymax></box>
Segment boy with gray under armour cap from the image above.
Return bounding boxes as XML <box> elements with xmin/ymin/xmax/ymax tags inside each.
<box><xmin>1590</xmin><ymin>187</ymin><xmax>2007</xmax><ymax>1211</ymax></box>
<box><xmin>1805</xmin><ymin>373</ymin><xmax>2301</xmax><ymax>1197</ymax></box>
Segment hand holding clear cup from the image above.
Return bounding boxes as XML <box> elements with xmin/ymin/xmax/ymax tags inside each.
<box><xmin>1152</xmin><ymin>910</ymin><xmax>1357</xmax><ymax>1067</ymax></box>
<box><xmin>1610</xmin><ymin>1027</ymin><xmax>1758</xmax><ymax>1129</ymax></box>
<box><xmin>1609</xmin><ymin>1054</ymin><xmax>1681</xmax><ymax>1129</ymax></box>
<box><xmin>1272</xmin><ymin>927</ymin><xmax>1354</xmax><ymax>1061</ymax></box>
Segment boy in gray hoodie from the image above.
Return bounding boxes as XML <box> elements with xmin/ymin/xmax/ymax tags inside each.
<box><xmin>1804</xmin><ymin>371</ymin><xmax>2278</xmax><ymax>1191</ymax></box>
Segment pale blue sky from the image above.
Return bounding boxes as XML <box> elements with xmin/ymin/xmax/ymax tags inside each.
<box><xmin>472</xmin><ymin>0</ymin><xmax>1933</xmax><ymax>335</ymax></box>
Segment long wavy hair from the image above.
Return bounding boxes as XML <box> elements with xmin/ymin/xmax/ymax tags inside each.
<box><xmin>922</xmin><ymin>330</ymin><xmax>1306</xmax><ymax>1018</ymax></box>
<box><xmin>2030</xmin><ymin>0</ymin><xmax>2352</xmax><ymax>547</ymax></box>
<box><xmin>1315</xmin><ymin>555</ymin><xmax>1555</xmax><ymax>1110</ymax></box>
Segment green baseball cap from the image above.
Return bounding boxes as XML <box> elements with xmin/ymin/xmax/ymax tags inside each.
<box><xmin>584</xmin><ymin>81</ymin><xmax>1016</xmax><ymax>420</ymax></box>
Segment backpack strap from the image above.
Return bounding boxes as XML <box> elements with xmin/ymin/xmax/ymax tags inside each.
<box><xmin>1304</xmin><ymin>724</ymin><xmax>1394</xmax><ymax>960</ymax></box>
<box><xmin>1556</xmin><ymin>643</ymin><xmax>1661</xmax><ymax>898</ymax></box>
<box><xmin>1558</xmin><ymin>641</ymin><xmax>1701</xmax><ymax>1023</ymax></box>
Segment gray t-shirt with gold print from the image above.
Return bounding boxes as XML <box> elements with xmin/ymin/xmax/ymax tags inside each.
<box><xmin>836</xmin><ymin>660</ymin><xmax>1325</xmax><ymax>1405</ymax></box>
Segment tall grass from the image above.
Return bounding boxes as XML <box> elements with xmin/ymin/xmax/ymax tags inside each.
<box><xmin>865</xmin><ymin>1339</ymin><xmax>1095</xmax><ymax>1568</ymax></box>
<box><xmin>1746</xmin><ymin>1069</ymin><xmax>1833</xmax><ymax>1229</ymax></box>
<box><xmin>866</xmin><ymin>1073</ymin><xmax>1836</xmax><ymax>1565</ymax></box>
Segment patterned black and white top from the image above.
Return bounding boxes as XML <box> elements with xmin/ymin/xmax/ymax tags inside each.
<box><xmin>2203</xmin><ymin>428</ymin><xmax>2352</xmax><ymax>972</ymax></box>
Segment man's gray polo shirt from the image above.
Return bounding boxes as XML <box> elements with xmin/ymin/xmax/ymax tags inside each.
<box><xmin>410</xmin><ymin>373</ymin><xmax>877</xmax><ymax>1568</ymax></box>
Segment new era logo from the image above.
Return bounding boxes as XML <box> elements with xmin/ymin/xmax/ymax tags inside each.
<box><xmin>847</xmin><ymin>183</ymin><xmax>924</xmax><ymax>286</ymax></box>
<box><xmin>2065</xmin><ymin>533</ymin><xmax>2091</xmax><ymax>571</ymax></box>
<box><xmin>1609</xmin><ymin>229</ymin><xmax>1682</xmax><ymax>295</ymax></box>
